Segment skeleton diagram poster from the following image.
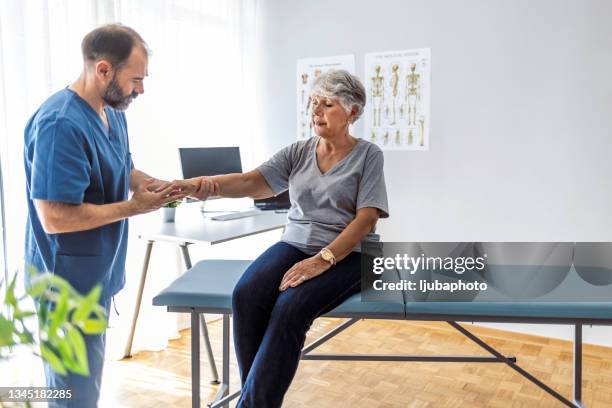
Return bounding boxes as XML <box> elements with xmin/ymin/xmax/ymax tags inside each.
<box><xmin>364</xmin><ymin>48</ymin><xmax>431</xmax><ymax>151</ymax></box>
<box><xmin>296</xmin><ymin>55</ymin><xmax>355</xmax><ymax>140</ymax></box>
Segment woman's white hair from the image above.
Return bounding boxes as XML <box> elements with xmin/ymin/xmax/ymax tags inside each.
<box><xmin>310</xmin><ymin>69</ymin><xmax>366</xmax><ymax>122</ymax></box>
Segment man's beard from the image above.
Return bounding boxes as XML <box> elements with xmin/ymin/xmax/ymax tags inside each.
<box><xmin>102</xmin><ymin>74</ymin><xmax>138</xmax><ymax>111</ymax></box>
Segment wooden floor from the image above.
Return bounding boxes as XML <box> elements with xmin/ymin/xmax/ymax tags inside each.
<box><xmin>100</xmin><ymin>318</ymin><xmax>612</xmax><ymax>407</ymax></box>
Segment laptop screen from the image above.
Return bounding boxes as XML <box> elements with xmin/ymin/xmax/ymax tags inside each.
<box><xmin>179</xmin><ymin>147</ymin><xmax>242</xmax><ymax>178</ymax></box>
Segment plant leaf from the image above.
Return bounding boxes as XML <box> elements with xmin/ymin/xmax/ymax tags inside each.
<box><xmin>15</xmin><ymin>329</ymin><xmax>34</xmax><ymax>345</ymax></box>
<box><xmin>72</xmin><ymin>286</ymin><xmax>101</xmax><ymax>324</ymax></box>
<box><xmin>80</xmin><ymin>319</ymin><xmax>107</xmax><ymax>334</ymax></box>
<box><xmin>13</xmin><ymin>309</ymin><xmax>36</xmax><ymax>320</ymax></box>
<box><xmin>48</xmin><ymin>287</ymin><xmax>70</xmax><ymax>336</ymax></box>
<box><xmin>4</xmin><ymin>273</ymin><xmax>18</xmax><ymax>307</ymax></box>
<box><xmin>0</xmin><ymin>316</ymin><xmax>16</xmax><ymax>347</ymax></box>
<box><xmin>39</xmin><ymin>343</ymin><xmax>67</xmax><ymax>376</ymax></box>
<box><xmin>26</xmin><ymin>274</ymin><xmax>52</xmax><ymax>299</ymax></box>
<box><xmin>37</xmin><ymin>300</ymin><xmax>49</xmax><ymax>326</ymax></box>
<box><xmin>50</xmin><ymin>334</ymin><xmax>76</xmax><ymax>372</ymax></box>
<box><xmin>66</xmin><ymin>325</ymin><xmax>89</xmax><ymax>376</ymax></box>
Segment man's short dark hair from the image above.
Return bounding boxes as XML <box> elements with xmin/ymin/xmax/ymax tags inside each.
<box><xmin>81</xmin><ymin>24</ymin><xmax>148</xmax><ymax>69</ymax></box>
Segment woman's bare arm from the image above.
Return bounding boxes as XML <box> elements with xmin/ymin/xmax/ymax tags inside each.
<box><xmin>184</xmin><ymin>170</ymin><xmax>275</xmax><ymax>200</ymax></box>
<box><xmin>326</xmin><ymin>207</ymin><xmax>380</xmax><ymax>261</ymax></box>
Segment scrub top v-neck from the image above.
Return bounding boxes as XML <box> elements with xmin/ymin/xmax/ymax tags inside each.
<box><xmin>24</xmin><ymin>88</ymin><xmax>133</xmax><ymax>299</ymax></box>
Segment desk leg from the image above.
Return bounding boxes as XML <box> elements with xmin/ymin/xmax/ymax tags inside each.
<box><xmin>180</xmin><ymin>243</ymin><xmax>220</xmax><ymax>384</ymax></box>
<box><xmin>124</xmin><ymin>240</ymin><xmax>154</xmax><ymax>358</ymax></box>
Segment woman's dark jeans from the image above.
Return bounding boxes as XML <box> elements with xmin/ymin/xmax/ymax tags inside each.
<box><xmin>233</xmin><ymin>241</ymin><xmax>363</xmax><ymax>408</ymax></box>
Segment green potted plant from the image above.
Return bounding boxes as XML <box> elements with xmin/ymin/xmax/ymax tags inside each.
<box><xmin>162</xmin><ymin>199</ymin><xmax>182</xmax><ymax>223</ymax></box>
<box><xmin>0</xmin><ymin>267</ymin><xmax>107</xmax><ymax>406</ymax></box>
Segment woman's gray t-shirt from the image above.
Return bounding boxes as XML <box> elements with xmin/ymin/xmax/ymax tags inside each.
<box><xmin>256</xmin><ymin>136</ymin><xmax>389</xmax><ymax>255</ymax></box>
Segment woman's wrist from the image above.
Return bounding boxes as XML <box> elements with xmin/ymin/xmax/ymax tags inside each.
<box><xmin>319</xmin><ymin>247</ymin><xmax>337</xmax><ymax>265</ymax></box>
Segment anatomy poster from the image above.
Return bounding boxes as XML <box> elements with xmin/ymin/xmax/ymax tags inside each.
<box><xmin>364</xmin><ymin>48</ymin><xmax>431</xmax><ymax>151</ymax></box>
<box><xmin>296</xmin><ymin>55</ymin><xmax>355</xmax><ymax>140</ymax></box>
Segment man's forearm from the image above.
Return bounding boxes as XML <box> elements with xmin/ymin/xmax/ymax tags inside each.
<box><xmin>36</xmin><ymin>200</ymin><xmax>138</xmax><ymax>234</ymax></box>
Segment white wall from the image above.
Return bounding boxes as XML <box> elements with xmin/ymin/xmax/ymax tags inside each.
<box><xmin>254</xmin><ymin>0</ymin><xmax>612</xmax><ymax>346</ymax></box>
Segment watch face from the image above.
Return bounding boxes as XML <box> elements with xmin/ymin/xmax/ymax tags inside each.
<box><xmin>321</xmin><ymin>249</ymin><xmax>334</xmax><ymax>262</ymax></box>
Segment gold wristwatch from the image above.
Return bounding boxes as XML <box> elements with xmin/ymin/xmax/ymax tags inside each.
<box><xmin>319</xmin><ymin>247</ymin><xmax>337</xmax><ymax>266</ymax></box>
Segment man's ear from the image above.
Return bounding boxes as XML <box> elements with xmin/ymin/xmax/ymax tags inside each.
<box><xmin>95</xmin><ymin>60</ymin><xmax>113</xmax><ymax>79</ymax></box>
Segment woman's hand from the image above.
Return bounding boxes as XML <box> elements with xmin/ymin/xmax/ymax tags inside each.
<box><xmin>158</xmin><ymin>177</ymin><xmax>219</xmax><ymax>200</ymax></box>
<box><xmin>191</xmin><ymin>176</ymin><xmax>220</xmax><ymax>200</ymax></box>
<box><xmin>279</xmin><ymin>255</ymin><xmax>331</xmax><ymax>291</ymax></box>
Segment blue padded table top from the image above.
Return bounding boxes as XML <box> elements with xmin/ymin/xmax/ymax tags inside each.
<box><xmin>152</xmin><ymin>259</ymin><xmax>404</xmax><ymax>318</ymax></box>
<box><xmin>153</xmin><ymin>260</ymin><xmax>250</xmax><ymax>311</ymax></box>
<box><xmin>153</xmin><ymin>260</ymin><xmax>612</xmax><ymax>322</ymax></box>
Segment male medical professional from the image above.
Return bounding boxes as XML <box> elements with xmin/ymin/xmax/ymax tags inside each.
<box><xmin>24</xmin><ymin>24</ymin><xmax>199</xmax><ymax>407</ymax></box>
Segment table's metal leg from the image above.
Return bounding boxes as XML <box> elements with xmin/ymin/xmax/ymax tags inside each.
<box><xmin>123</xmin><ymin>240</ymin><xmax>154</xmax><ymax>358</ymax></box>
<box><xmin>222</xmin><ymin>315</ymin><xmax>230</xmax><ymax>408</ymax></box>
<box><xmin>180</xmin><ymin>243</ymin><xmax>220</xmax><ymax>384</ymax></box>
<box><xmin>210</xmin><ymin>314</ymin><xmax>232</xmax><ymax>408</ymax></box>
<box><xmin>574</xmin><ymin>324</ymin><xmax>583</xmax><ymax>405</ymax></box>
<box><xmin>449</xmin><ymin>321</ymin><xmax>578</xmax><ymax>407</ymax></box>
<box><xmin>200</xmin><ymin>316</ymin><xmax>220</xmax><ymax>384</ymax></box>
<box><xmin>192</xmin><ymin>312</ymin><xmax>201</xmax><ymax>408</ymax></box>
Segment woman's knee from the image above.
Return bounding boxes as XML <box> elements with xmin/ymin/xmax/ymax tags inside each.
<box><xmin>232</xmin><ymin>243</ymin><xmax>303</xmax><ymax>308</ymax></box>
<box><xmin>232</xmin><ymin>278</ymin><xmax>254</xmax><ymax>311</ymax></box>
<box><xmin>231</xmin><ymin>267</ymin><xmax>276</xmax><ymax>313</ymax></box>
<box><xmin>268</xmin><ymin>292</ymin><xmax>313</xmax><ymax>334</ymax></box>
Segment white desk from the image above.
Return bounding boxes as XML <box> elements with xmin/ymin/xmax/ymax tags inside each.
<box><xmin>123</xmin><ymin>202</ymin><xmax>287</xmax><ymax>383</ymax></box>
<box><xmin>140</xmin><ymin>204</ymin><xmax>288</xmax><ymax>245</ymax></box>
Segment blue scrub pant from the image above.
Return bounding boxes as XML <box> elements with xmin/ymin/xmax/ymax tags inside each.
<box><xmin>44</xmin><ymin>298</ymin><xmax>110</xmax><ymax>408</ymax></box>
<box><xmin>232</xmin><ymin>242</ymin><xmax>364</xmax><ymax>408</ymax></box>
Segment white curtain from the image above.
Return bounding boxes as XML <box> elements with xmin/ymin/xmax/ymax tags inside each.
<box><xmin>0</xmin><ymin>0</ymin><xmax>262</xmax><ymax>360</ymax></box>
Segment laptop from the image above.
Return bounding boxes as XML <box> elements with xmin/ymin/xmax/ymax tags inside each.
<box><xmin>254</xmin><ymin>190</ymin><xmax>291</xmax><ymax>211</ymax></box>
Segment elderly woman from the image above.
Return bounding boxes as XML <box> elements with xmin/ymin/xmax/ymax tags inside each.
<box><xmin>187</xmin><ymin>69</ymin><xmax>388</xmax><ymax>407</ymax></box>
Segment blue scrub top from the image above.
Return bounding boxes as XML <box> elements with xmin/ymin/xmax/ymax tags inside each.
<box><xmin>24</xmin><ymin>88</ymin><xmax>133</xmax><ymax>299</ymax></box>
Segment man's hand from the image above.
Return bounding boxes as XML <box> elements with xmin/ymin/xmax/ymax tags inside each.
<box><xmin>279</xmin><ymin>255</ymin><xmax>332</xmax><ymax>291</ymax></box>
<box><xmin>129</xmin><ymin>179</ymin><xmax>186</xmax><ymax>215</ymax></box>
<box><xmin>156</xmin><ymin>179</ymin><xmax>198</xmax><ymax>197</ymax></box>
